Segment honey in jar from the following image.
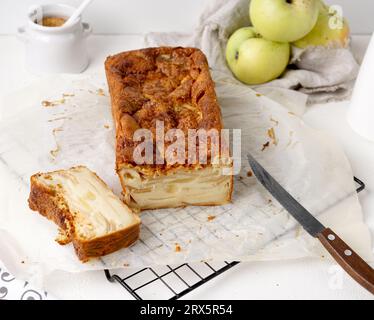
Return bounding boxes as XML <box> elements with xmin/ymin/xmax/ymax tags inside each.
<box><xmin>41</xmin><ymin>16</ymin><xmax>67</xmax><ymax>27</ymax></box>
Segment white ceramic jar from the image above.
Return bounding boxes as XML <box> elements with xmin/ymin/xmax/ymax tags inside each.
<box><xmin>17</xmin><ymin>4</ymin><xmax>92</xmax><ymax>74</ymax></box>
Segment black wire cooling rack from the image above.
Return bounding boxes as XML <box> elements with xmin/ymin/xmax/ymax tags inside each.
<box><xmin>105</xmin><ymin>177</ymin><xmax>366</xmax><ymax>300</ymax></box>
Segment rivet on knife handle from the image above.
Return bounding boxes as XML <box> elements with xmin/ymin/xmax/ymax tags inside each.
<box><xmin>318</xmin><ymin>228</ymin><xmax>374</xmax><ymax>295</ymax></box>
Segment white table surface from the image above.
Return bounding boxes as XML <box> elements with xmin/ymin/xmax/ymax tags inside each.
<box><xmin>0</xmin><ymin>34</ymin><xmax>373</xmax><ymax>300</ymax></box>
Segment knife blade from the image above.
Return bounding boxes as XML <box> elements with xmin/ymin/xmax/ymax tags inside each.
<box><xmin>247</xmin><ymin>153</ymin><xmax>325</xmax><ymax>237</ymax></box>
<box><xmin>247</xmin><ymin>153</ymin><xmax>374</xmax><ymax>295</ymax></box>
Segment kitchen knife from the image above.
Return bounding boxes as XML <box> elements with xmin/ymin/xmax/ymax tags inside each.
<box><xmin>247</xmin><ymin>154</ymin><xmax>374</xmax><ymax>295</ymax></box>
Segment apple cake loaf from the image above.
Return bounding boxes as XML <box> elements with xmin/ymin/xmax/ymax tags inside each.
<box><xmin>28</xmin><ymin>166</ymin><xmax>141</xmax><ymax>261</ymax></box>
<box><xmin>105</xmin><ymin>47</ymin><xmax>233</xmax><ymax>210</ymax></box>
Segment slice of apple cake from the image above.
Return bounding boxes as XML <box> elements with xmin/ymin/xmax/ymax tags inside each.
<box><xmin>28</xmin><ymin>166</ymin><xmax>141</xmax><ymax>261</ymax></box>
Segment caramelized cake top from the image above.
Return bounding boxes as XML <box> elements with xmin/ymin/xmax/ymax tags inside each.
<box><xmin>105</xmin><ymin>47</ymin><xmax>224</xmax><ymax>171</ymax></box>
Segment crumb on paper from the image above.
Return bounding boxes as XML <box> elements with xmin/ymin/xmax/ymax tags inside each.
<box><xmin>288</xmin><ymin>111</ymin><xmax>296</xmax><ymax>116</ymax></box>
<box><xmin>48</xmin><ymin>116</ymin><xmax>72</xmax><ymax>123</ymax></box>
<box><xmin>104</xmin><ymin>124</ymin><xmax>110</xmax><ymax>129</ymax></box>
<box><xmin>239</xmin><ymin>176</ymin><xmax>244</xmax><ymax>180</ymax></box>
<box><xmin>256</xmin><ymin>93</ymin><xmax>262</xmax><ymax>97</ymax></box>
<box><xmin>50</xmin><ymin>127</ymin><xmax>63</xmax><ymax>158</ymax></box>
<box><xmin>62</xmin><ymin>93</ymin><xmax>75</xmax><ymax>97</ymax></box>
<box><xmin>53</xmin><ymin>127</ymin><xmax>63</xmax><ymax>135</ymax></box>
<box><xmin>42</xmin><ymin>98</ymin><xmax>66</xmax><ymax>107</ymax></box>
<box><xmin>261</xmin><ymin>141</ymin><xmax>270</xmax><ymax>151</ymax></box>
<box><xmin>41</xmin><ymin>100</ymin><xmax>53</xmax><ymax>107</ymax></box>
<box><xmin>267</xmin><ymin>128</ymin><xmax>278</xmax><ymax>146</ymax></box>
<box><xmin>270</xmin><ymin>117</ymin><xmax>279</xmax><ymax>126</ymax></box>
<box><xmin>123</xmin><ymin>263</ymin><xmax>130</xmax><ymax>267</ymax></box>
<box><xmin>21</xmin><ymin>261</ymin><xmax>25</xmax><ymax>264</ymax></box>
<box><xmin>247</xmin><ymin>170</ymin><xmax>253</xmax><ymax>177</ymax></box>
<box><xmin>268</xmin><ymin>199</ymin><xmax>272</xmax><ymax>204</ymax></box>
<box><xmin>97</xmin><ymin>88</ymin><xmax>106</xmax><ymax>96</ymax></box>
<box><xmin>175</xmin><ymin>243</ymin><xmax>181</xmax><ymax>252</ymax></box>
<box><xmin>50</xmin><ymin>146</ymin><xmax>60</xmax><ymax>158</ymax></box>
<box><xmin>207</xmin><ymin>215</ymin><xmax>216</xmax><ymax>222</ymax></box>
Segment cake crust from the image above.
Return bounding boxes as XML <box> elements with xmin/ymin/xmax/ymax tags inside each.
<box><xmin>105</xmin><ymin>47</ymin><xmax>223</xmax><ymax>171</ymax></box>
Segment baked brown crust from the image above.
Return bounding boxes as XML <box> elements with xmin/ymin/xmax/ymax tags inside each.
<box><xmin>29</xmin><ymin>176</ymin><xmax>75</xmax><ymax>244</ymax></box>
<box><xmin>72</xmin><ymin>223</ymin><xmax>140</xmax><ymax>262</ymax></box>
<box><xmin>105</xmin><ymin>47</ymin><xmax>223</xmax><ymax>171</ymax></box>
<box><xmin>28</xmin><ymin>167</ymin><xmax>141</xmax><ymax>262</ymax></box>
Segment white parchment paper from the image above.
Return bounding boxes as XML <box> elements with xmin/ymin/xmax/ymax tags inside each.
<box><xmin>0</xmin><ymin>74</ymin><xmax>372</xmax><ymax>286</ymax></box>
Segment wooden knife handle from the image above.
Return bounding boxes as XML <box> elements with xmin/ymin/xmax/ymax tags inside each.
<box><xmin>318</xmin><ymin>228</ymin><xmax>374</xmax><ymax>295</ymax></box>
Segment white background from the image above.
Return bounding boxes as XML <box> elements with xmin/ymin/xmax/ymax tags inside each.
<box><xmin>0</xmin><ymin>0</ymin><xmax>373</xmax><ymax>35</ymax></box>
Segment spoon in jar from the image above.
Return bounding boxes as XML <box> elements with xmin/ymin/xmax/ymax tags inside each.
<box><xmin>64</xmin><ymin>0</ymin><xmax>94</xmax><ymax>27</ymax></box>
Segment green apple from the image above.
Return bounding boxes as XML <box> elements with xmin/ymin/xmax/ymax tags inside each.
<box><xmin>293</xmin><ymin>1</ymin><xmax>350</xmax><ymax>48</ymax></box>
<box><xmin>250</xmin><ymin>0</ymin><xmax>319</xmax><ymax>42</ymax></box>
<box><xmin>226</xmin><ymin>27</ymin><xmax>290</xmax><ymax>85</ymax></box>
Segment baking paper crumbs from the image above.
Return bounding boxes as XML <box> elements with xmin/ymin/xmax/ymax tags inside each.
<box><xmin>97</xmin><ymin>88</ymin><xmax>106</xmax><ymax>96</ymax></box>
<box><xmin>261</xmin><ymin>141</ymin><xmax>270</xmax><ymax>151</ymax></box>
<box><xmin>270</xmin><ymin>117</ymin><xmax>279</xmax><ymax>126</ymax></box>
<box><xmin>268</xmin><ymin>128</ymin><xmax>278</xmax><ymax>146</ymax></box>
<box><xmin>207</xmin><ymin>215</ymin><xmax>216</xmax><ymax>222</ymax></box>
<box><xmin>175</xmin><ymin>243</ymin><xmax>181</xmax><ymax>252</ymax></box>
<box><xmin>42</xmin><ymin>98</ymin><xmax>66</xmax><ymax>107</ymax></box>
<box><xmin>50</xmin><ymin>146</ymin><xmax>60</xmax><ymax>158</ymax></box>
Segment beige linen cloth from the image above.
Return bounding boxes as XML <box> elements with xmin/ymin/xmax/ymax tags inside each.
<box><xmin>145</xmin><ymin>0</ymin><xmax>359</xmax><ymax>107</ymax></box>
